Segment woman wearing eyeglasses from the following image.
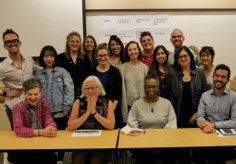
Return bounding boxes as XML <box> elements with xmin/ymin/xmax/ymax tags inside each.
<box><xmin>67</xmin><ymin>75</ymin><xmax>115</xmax><ymax>164</ymax></box>
<box><xmin>161</xmin><ymin>46</ymin><xmax>208</xmax><ymax>163</ymax></box>
<box><xmin>90</xmin><ymin>43</ymin><xmax>123</xmax><ymax>128</ymax></box>
<box><xmin>127</xmin><ymin>73</ymin><xmax>177</xmax><ymax>164</ymax></box>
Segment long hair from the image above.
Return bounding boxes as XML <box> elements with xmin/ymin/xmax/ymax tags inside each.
<box><xmin>124</xmin><ymin>41</ymin><xmax>142</xmax><ymax>61</ymax></box>
<box><xmin>108</xmin><ymin>35</ymin><xmax>126</xmax><ymax>63</ymax></box>
<box><xmin>65</xmin><ymin>31</ymin><xmax>84</xmax><ymax>60</ymax></box>
<box><xmin>173</xmin><ymin>46</ymin><xmax>196</xmax><ymax>71</ymax></box>
<box><xmin>149</xmin><ymin>45</ymin><xmax>170</xmax><ymax>74</ymax></box>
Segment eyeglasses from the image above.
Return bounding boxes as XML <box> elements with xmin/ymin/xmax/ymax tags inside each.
<box><xmin>84</xmin><ymin>86</ymin><xmax>99</xmax><ymax>91</ymax></box>
<box><xmin>144</xmin><ymin>85</ymin><xmax>159</xmax><ymax>89</ymax></box>
<box><xmin>178</xmin><ymin>54</ymin><xmax>189</xmax><ymax>60</ymax></box>
<box><xmin>4</xmin><ymin>39</ymin><xmax>20</xmax><ymax>47</ymax></box>
<box><xmin>97</xmin><ymin>54</ymin><xmax>108</xmax><ymax>58</ymax></box>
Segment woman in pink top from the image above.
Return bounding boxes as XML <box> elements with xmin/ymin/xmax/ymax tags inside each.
<box><xmin>10</xmin><ymin>78</ymin><xmax>57</xmax><ymax>164</ymax></box>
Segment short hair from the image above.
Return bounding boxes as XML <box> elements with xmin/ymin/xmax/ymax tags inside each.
<box><xmin>144</xmin><ymin>73</ymin><xmax>159</xmax><ymax>84</ymax></box>
<box><xmin>80</xmin><ymin>76</ymin><xmax>106</xmax><ymax>98</ymax></box>
<box><xmin>173</xmin><ymin>46</ymin><xmax>196</xmax><ymax>71</ymax></box>
<box><xmin>213</xmin><ymin>64</ymin><xmax>231</xmax><ymax>80</ymax></box>
<box><xmin>108</xmin><ymin>35</ymin><xmax>126</xmax><ymax>62</ymax></box>
<box><xmin>95</xmin><ymin>43</ymin><xmax>110</xmax><ymax>56</ymax></box>
<box><xmin>2</xmin><ymin>29</ymin><xmax>19</xmax><ymax>40</ymax></box>
<box><xmin>23</xmin><ymin>78</ymin><xmax>42</xmax><ymax>92</ymax></box>
<box><xmin>139</xmin><ymin>31</ymin><xmax>153</xmax><ymax>43</ymax></box>
<box><xmin>39</xmin><ymin>45</ymin><xmax>58</xmax><ymax>68</ymax></box>
<box><xmin>124</xmin><ymin>41</ymin><xmax>142</xmax><ymax>61</ymax></box>
<box><xmin>199</xmin><ymin>46</ymin><xmax>215</xmax><ymax>58</ymax></box>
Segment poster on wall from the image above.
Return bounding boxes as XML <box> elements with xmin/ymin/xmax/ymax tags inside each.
<box><xmin>97</xmin><ymin>15</ymin><xmax>170</xmax><ymax>44</ymax></box>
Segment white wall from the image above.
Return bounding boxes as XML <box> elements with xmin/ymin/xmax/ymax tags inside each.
<box><xmin>0</xmin><ymin>0</ymin><xmax>84</xmax><ymax>57</ymax></box>
<box><xmin>86</xmin><ymin>11</ymin><xmax>236</xmax><ymax>77</ymax></box>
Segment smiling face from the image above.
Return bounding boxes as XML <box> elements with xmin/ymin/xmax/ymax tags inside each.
<box><xmin>3</xmin><ymin>33</ymin><xmax>21</xmax><ymax>54</ymax></box>
<box><xmin>140</xmin><ymin>35</ymin><xmax>154</xmax><ymax>52</ymax></box>
<box><xmin>213</xmin><ymin>69</ymin><xmax>229</xmax><ymax>90</ymax></box>
<box><xmin>170</xmin><ymin>29</ymin><xmax>185</xmax><ymax>49</ymax></box>
<box><xmin>43</xmin><ymin>50</ymin><xmax>55</xmax><ymax>69</ymax></box>
<box><xmin>201</xmin><ymin>51</ymin><xmax>213</xmax><ymax>66</ymax></box>
<box><xmin>83</xmin><ymin>79</ymin><xmax>101</xmax><ymax>98</ymax></box>
<box><xmin>84</xmin><ymin>37</ymin><xmax>95</xmax><ymax>51</ymax></box>
<box><xmin>178</xmin><ymin>49</ymin><xmax>190</xmax><ymax>68</ymax></box>
<box><xmin>155</xmin><ymin>48</ymin><xmax>167</xmax><ymax>64</ymax></box>
<box><xmin>25</xmin><ymin>88</ymin><xmax>42</xmax><ymax>107</ymax></box>
<box><xmin>68</xmin><ymin>35</ymin><xmax>81</xmax><ymax>52</ymax></box>
<box><xmin>110</xmin><ymin>40</ymin><xmax>121</xmax><ymax>56</ymax></box>
<box><xmin>127</xmin><ymin>43</ymin><xmax>139</xmax><ymax>60</ymax></box>
<box><xmin>144</xmin><ymin>78</ymin><xmax>159</xmax><ymax>99</ymax></box>
<box><xmin>96</xmin><ymin>49</ymin><xmax>109</xmax><ymax>66</ymax></box>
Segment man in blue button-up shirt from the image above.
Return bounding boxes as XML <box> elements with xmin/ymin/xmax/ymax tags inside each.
<box><xmin>195</xmin><ymin>64</ymin><xmax>236</xmax><ymax>164</ymax></box>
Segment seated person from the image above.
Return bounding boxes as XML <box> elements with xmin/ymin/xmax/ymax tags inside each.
<box><xmin>67</xmin><ymin>75</ymin><xmax>115</xmax><ymax>164</ymax></box>
<box><xmin>195</xmin><ymin>64</ymin><xmax>236</xmax><ymax>164</ymax></box>
<box><xmin>10</xmin><ymin>78</ymin><xmax>57</xmax><ymax>164</ymax></box>
<box><xmin>127</xmin><ymin>73</ymin><xmax>177</xmax><ymax>164</ymax></box>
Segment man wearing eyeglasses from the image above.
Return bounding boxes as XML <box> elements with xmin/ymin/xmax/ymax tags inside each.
<box><xmin>0</xmin><ymin>29</ymin><xmax>34</xmax><ymax>130</ymax></box>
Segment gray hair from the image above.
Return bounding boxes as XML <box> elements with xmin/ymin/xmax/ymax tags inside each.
<box><xmin>23</xmin><ymin>78</ymin><xmax>42</xmax><ymax>92</ymax></box>
<box><xmin>80</xmin><ymin>75</ymin><xmax>106</xmax><ymax>98</ymax></box>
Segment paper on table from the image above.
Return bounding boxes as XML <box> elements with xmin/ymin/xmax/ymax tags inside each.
<box><xmin>71</xmin><ymin>130</ymin><xmax>102</xmax><ymax>137</ymax></box>
<box><xmin>121</xmin><ymin>125</ymin><xmax>145</xmax><ymax>135</ymax></box>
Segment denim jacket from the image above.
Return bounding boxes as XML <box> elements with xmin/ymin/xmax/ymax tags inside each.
<box><xmin>161</xmin><ymin>68</ymin><xmax>208</xmax><ymax>119</ymax></box>
<box><xmin>34</xmin><ymin>67</ymin><xmax>74</xmax><ymax>115</ymax></box>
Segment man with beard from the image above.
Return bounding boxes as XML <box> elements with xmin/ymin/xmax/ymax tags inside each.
<box><xmin>194</xmin><ymin>64</ymin><xmax>236</xmax><ymax>163</ymax></box>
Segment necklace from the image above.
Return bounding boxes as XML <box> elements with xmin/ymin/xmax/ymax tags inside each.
<box><xmin>144</xmin><ymin>97</ymin><xmax>158</xmax><ymax>113</ymax></box>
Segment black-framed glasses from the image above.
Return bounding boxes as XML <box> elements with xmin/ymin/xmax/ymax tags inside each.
<box><xmin>144</xmin><ymin>85</ymin><xmax>159</xmax><ymax>89</ymax></box>
<box><xmin>4</xmin><ymin>39</ymin><xmax>20</xmax><ymax>46</ymax></box>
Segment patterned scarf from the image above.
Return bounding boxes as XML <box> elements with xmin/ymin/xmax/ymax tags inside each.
<box><xmin>26</xmin><ymin>101</ymin><xmax>42</xmax><ymax>129</ymax></box>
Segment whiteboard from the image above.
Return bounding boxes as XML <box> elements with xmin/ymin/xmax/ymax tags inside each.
<box><xmin>86</xmin><ymin>11</ymin><xmax>236</xmax><ymax>77</ymax></box>
<box><xmin>0</xmin><ymin>0</ymin><xmax>84</xmax><ymax>57</ymax></box>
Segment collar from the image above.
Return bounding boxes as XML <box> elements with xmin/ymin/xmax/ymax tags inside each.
<box><xmin>210</xmin><ymin>87</ymin><xmax>229</xmax><ymax>96</ymax></box>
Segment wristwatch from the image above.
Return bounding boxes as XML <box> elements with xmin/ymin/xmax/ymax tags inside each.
<box><xmin>92</xmin><ymin>112</ymin><xmax>97</xmax><ymax>117</ymax></box>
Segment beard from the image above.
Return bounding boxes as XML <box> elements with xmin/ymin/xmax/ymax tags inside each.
<box><xmin>214</xmin><ymin>80</ymin><xmax>227</xmax><ymax>90</ymax></box>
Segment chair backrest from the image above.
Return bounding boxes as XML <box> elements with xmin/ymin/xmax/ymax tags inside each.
<box><xmin>230</xmin><ymin>76</ymin><xmax>236</xmax><ymax>92</ymax></box>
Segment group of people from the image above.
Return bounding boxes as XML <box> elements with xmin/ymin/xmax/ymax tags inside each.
<box><xmin>0</xmin><ymin>27</ymin><xmax>236</xmax><ymax>164</ymax></box>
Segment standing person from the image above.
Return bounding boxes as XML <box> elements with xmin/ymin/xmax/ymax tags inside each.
<box><xmin>161</xmin><ymin>46</ymin><xmax>208</xmax><ymax>163</ymax></box>
<box><xmin>58</xmin><ymin>31</ymin><xmax>91</xmax><ymax>100</ymax></box>
<box><xmin>195</xmin><ymin>64</ymin><xmax>236</xmax><ymax>163</ymax></box>
<box><xmin>119</xmin><ymin>41</ymin><xmax>148</xmax><ymax>123</ymax></box>
<box><xmin>139</xmin><ymin>31</ymin><xmax>155</xmax><ymax>67</ymax></box>
<box><xmin>0</xmin><ymin>29</ymin><xmax>34</xmax><ymax>129</ymax></box>
<box><xmin>168</xmin><ymin>28</ymin><xmax>201</xmax><ymax>65</ymax></box>
<box><xmin>127</xmin><ymin>73</ymin><xmax>177</xmax><ymax>164</ymax></box>
<box><xmin>67</xmin><ymin>76</ymin><xmax>115</xmax><ymax>164</ymax></box>
<box><xmin>90</xmin><ymin>43</ymin><xmax>123</xmax><ymax>128</ymax></box>
<box><xmin>35</xmin><ymin>45</ymin><xmax>74</xmax><ymax>163</ymax></box>
<box><xmin>149</xmin><ymin>45</ymin><xmax>172</xmax><ymax>92</ymax></box>
<box><xmin>83</xmin><ymin>35</ymin><xmax>98</xmax><ymax>69</ymax></box>
<box><xmin>108</xmin><ymin>35</ymin><xmax>126</xmax><ymax>67</ymax></box>
<box><xmin>199</xmin><ymin>46</ymin><xmax>216</xmax><ymax>88</ymax></box>
<box><xmin>11</xmin><ymin>78</ymin><xmax>57</xmax><ymax>164</ymax></box>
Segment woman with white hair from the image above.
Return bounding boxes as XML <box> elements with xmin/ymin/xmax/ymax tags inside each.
<box><xmin>67</xmin><ymin>75</ymin><xmax>115</xmax><ymax>164</ymax></box>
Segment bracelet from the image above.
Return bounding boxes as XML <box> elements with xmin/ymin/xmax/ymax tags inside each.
<box><xmin>92</xmin><ymin>112</ymin><xmax>97</xmax><ymax>117</ymax></box>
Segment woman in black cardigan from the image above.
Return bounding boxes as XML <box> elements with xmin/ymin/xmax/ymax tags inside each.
<box><xmin>90</xmin><ymin>43</ymin><xmax>123</xmax><ymax>128</ymax></box>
